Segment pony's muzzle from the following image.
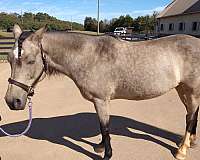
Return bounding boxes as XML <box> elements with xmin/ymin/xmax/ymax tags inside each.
<box><xmin>5</xmin><ymin>96</ymin><xmax>25</xmax><ymax>110</ymax></box>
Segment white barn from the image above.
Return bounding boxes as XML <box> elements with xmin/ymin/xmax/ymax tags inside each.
<box><xmin>156</xmin><ymin>0</ymin><xmax>200</xmax><ymax>37</ymax></box>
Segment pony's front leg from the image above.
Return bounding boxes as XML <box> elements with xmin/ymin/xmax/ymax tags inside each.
<box><xmin>93</xmin><ymin>98</ymin><xmax>112</xmax><ymax>160</ymax></box>
<box><xmin>175</xmin><ymin>107</ymin><xmax>199</xmax><ymax>160</ymax></box>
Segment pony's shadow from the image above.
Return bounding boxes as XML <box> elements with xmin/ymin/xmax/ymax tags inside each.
<box><xmin>0</xmin><ymin>113</ymin><xmax>182</xmax><ymax>159</ymax></box>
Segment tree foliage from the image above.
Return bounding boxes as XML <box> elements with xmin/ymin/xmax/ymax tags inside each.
<box><xmin>0</xmin><ymin>11</ymin><xmax>159</xmax><ymax>33</ymax></box>
<box><xmin>0</xmin><ymin>12</ymin><xmax>84</xmax><ymax>31</ymax></box>
<box><xmin>84</xmin><ymin>12</ymin><xmax>159</xmax><ymax>33</ymax></box>
<box><xmin>84</xmin><ymin>17</ymin><xmax>98</xmax><ymax>32</ymax></box>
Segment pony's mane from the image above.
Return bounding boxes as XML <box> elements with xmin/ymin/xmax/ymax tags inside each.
<box><xmin>47</xmin><ymin>31</ymin><xmax>121</xmax><ymax>41</ymax></box>
<box><xmin>19</xmin><ymin>31</ymin><xmax>33</xmax><ymax>42</ymax></box>
<box><xmin>70</xmin><ymin>32</ymin><xmax>122</xmax><ymax>40</ymax></box>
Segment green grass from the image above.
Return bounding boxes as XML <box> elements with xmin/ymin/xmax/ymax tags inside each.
<box><xmin>0</xmin><ymin>54</ymin><xmax>8</xmax><ymax>61</ymax></box>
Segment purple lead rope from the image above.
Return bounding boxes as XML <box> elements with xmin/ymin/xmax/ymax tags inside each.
<box><xmin>0</xmin><ymin>98</ymin><xmax>33</xmax><ymax>137</ymax></box>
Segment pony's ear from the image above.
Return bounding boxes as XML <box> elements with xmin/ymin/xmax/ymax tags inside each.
<box><xmin>13</xmin><ymin>24</ymin><xmax>22</xmax><ymax>39</ymax></box>
<box><xmin>32</xmin><ymin>25</ymin><xmax>48</xmax><ymax>42</ymax></box>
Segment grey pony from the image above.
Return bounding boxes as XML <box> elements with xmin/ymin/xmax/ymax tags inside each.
<box><xmin>5</xmin><ymin>24</ymin><xmax>200</xmax><ymax>160</ymax></box>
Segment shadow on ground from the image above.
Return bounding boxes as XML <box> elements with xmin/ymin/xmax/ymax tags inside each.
<box><xmin>0</xmin><ymin>113</ymin><xmax>182</xmax><ymax>159</ymax></box>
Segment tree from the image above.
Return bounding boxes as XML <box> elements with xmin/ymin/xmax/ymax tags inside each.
<box><xmin>84</xmin><ymin>17</ymin><xmax>98</xmax><ymax>32</ymax></box>
<box><xmin>83</xmin><ymin>12</ymin><xmax>158</xmax><ymax>33</ymax></box>
<box><xmin>0</xmin><ymin>12</ymin><xmax>84</xmax><ymax>31</ymax></box>
<box><xmin>0</xmin><ymin>12</ymin><xmax>19</xmax><ymax>30</ymax></box>
<box><xmin>35</xmin><ymin>12</ymin><xmax>49</xmax><ymax>22</ymax></box>
<box><xmin>23</xmin><ymin>12</ymin><xmax>34</xmax><ymax>21</ymax></box>
<box><xmin>108</xmin><ymin>15</ymin><xmax>133</xmax><ymax>32</ymax></box>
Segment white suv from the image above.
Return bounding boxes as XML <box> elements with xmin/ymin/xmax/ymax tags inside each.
<box><xmin>114</xmin><ymin>27</ymin><xmax>127</xmax><ymax>35</ymax></box>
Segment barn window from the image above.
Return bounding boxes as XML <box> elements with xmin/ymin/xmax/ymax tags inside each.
<box><xmin>160</xmin><ymin>24</ymin><xmax>164</xmax><ymax>31</ymax></box>
<box><xmin>198</xmin><ymin>22</ymin><xmax>200</xmax><ymax>30</ymax></box>
<box><xmin>192</xmin><ymin>22</ymin><xmax>198</xmax><ymax>31</ymax></box>
<box><xmin>169</xmin><ymin>23</ymin><xmax>174</xmax><ymax>31</ymax></box>
<box><xmin>179</xmin><ymin>22</ymin><xmax>185</xmax><ymax>31</ymax></box>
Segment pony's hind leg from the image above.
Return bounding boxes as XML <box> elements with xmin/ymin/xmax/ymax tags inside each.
<box><xmin>93</xmin><ymin>98</ymin><xmax>112</xmax><ymax>160</ymax></box>
<box><xmin>175</xmin><ymin>84</ymin><xmax>200</xmax><ymax>160</ymax></box>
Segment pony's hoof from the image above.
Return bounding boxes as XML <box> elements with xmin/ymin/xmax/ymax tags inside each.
<box><xmin>94</xmin><ymin>144</ymin><xmax>105</xmax><ymax>153</ymax></box>
<box><xmin>190</xmin><ymin>141</ymin><xmax>198</xmax><ymax>148</ymax></box>
<box><xmin>175</xmin><ymin>150</ymin><xmax>186</xmax><ymax>160</ymax></box>
<box><xmin>190</xmin><ymin>135</ymin><xmax>198</xmax><ymax>148</ymax></box>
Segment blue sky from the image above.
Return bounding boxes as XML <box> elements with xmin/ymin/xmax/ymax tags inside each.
<box><xmin>0</xmin><ymin>0</ymin><xmax>171</xmax><ymax>23</ymax></box>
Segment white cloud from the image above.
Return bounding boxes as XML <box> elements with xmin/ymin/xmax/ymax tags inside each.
<box><xmin>132</xmin><ymin>6</ymin><xmax>165</xmax><ymax>14</ymax></box>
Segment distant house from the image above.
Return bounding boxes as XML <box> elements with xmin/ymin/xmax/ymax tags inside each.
<box><xmin>156</xmin><ymin>0</ymin><xmax>200</xmax><ymax>37</ymax></box>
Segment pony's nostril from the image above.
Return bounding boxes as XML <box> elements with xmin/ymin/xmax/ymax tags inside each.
<box><xmin>14</xmin><ymin>99</ymin><xmax>22</xmax><ymax>107</ymax></box>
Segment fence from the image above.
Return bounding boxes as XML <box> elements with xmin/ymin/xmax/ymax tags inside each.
<box><xmin>106</xmin><ymin>32</ymin><xmax>158</xmax><ymax>41</ymax></box>
<box><xmin>0</xmin><ymin>37</ymin><xmax>14</xmax><ymax>63</ymax></box>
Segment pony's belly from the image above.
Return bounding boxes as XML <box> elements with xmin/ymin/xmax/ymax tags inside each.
<box><xmin>113</xmin><ymin>79</ymin><xmax>177</xmax><ymax>100</ymax></box>
<box><xmin>114</xmin><ymin>89</ymin><xmax>168</xmax><ymax>100</ymax></box>
<box><xmin>113</xmin><ymin>62</ymin><xmax>179</xmax><ymax>100</ymax></box>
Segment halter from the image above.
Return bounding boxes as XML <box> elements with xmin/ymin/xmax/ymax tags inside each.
<box><xmin>8</xmin><ymin>33</ymin><xmax>47</xmax><ymax>97</ymax></box>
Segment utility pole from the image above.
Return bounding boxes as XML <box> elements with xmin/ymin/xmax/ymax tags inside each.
<box><xmin>97</xmin><ymin>0</ymin><xmax>100</xmax><ymax>35</ymax></box>
<box><xmin>21</xmin><ymin>9</ymin><xmax>23</xmax><ymax>24</ymax></box>
<box><xmin>71</xmin><ymin>16</ymin><xmax>73</xmax><ymax>31</ymax></box>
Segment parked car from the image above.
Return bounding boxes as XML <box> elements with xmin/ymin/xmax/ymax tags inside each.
<box><xmin>114</xmin><ymin>27</ymin><xmax>134</xmax><ymax>35</ymax></box>
<box><xmin>114</xmin><ymin>27</ymin><xmax>127</xmax><ymax>35</ymax></box>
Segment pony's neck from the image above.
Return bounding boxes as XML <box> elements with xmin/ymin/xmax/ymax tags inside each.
<box><xmin>41</xmin><ymin>32</ymin><xmax>88</xmax><ymax>77</ymax></box>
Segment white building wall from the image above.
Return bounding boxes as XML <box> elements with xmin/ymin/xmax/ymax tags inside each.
<box><xmin>157</xmin><ymin>13</ymin><xmax>200</xmax><ymax>36</ymax></box>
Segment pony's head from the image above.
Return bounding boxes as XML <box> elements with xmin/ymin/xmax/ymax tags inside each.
<box><xmin>5</xmin><ymin>24</ymin><xmax>47</xmax><ymax>110</ymax></box>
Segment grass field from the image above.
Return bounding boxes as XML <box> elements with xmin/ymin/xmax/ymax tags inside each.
<box><xmin>0</xmin><ymin>54</ymin><xmax>8</xmax><ymax>62</ymax></box>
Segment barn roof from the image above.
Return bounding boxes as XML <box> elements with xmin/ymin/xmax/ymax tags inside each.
<box><xmin>157</xmin><ymin>0</ymin><xmax>200</xmax><ymax>18</ymax></box>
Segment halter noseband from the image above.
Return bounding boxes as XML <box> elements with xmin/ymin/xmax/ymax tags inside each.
<box><xmin>8</xmin><ymin>33</ymin><xmax>47</xmax><ymax>97</ymax></box>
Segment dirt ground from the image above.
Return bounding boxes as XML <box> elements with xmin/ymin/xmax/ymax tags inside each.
<box><xmin>0</xmin><ymin>63</ymin><xmax>200</xmax><ymax>160</ymax></box>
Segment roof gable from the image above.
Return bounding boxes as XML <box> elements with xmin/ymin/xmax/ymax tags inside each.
<box><xmin>184</xmin><ymin>0</ymin><xmax>200</xmax><ymax>14</ymax></box>
<box><xmin>157</xmin><ymin>0</ymin><xmax>199</xmax><ymax>18</ymax></box>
